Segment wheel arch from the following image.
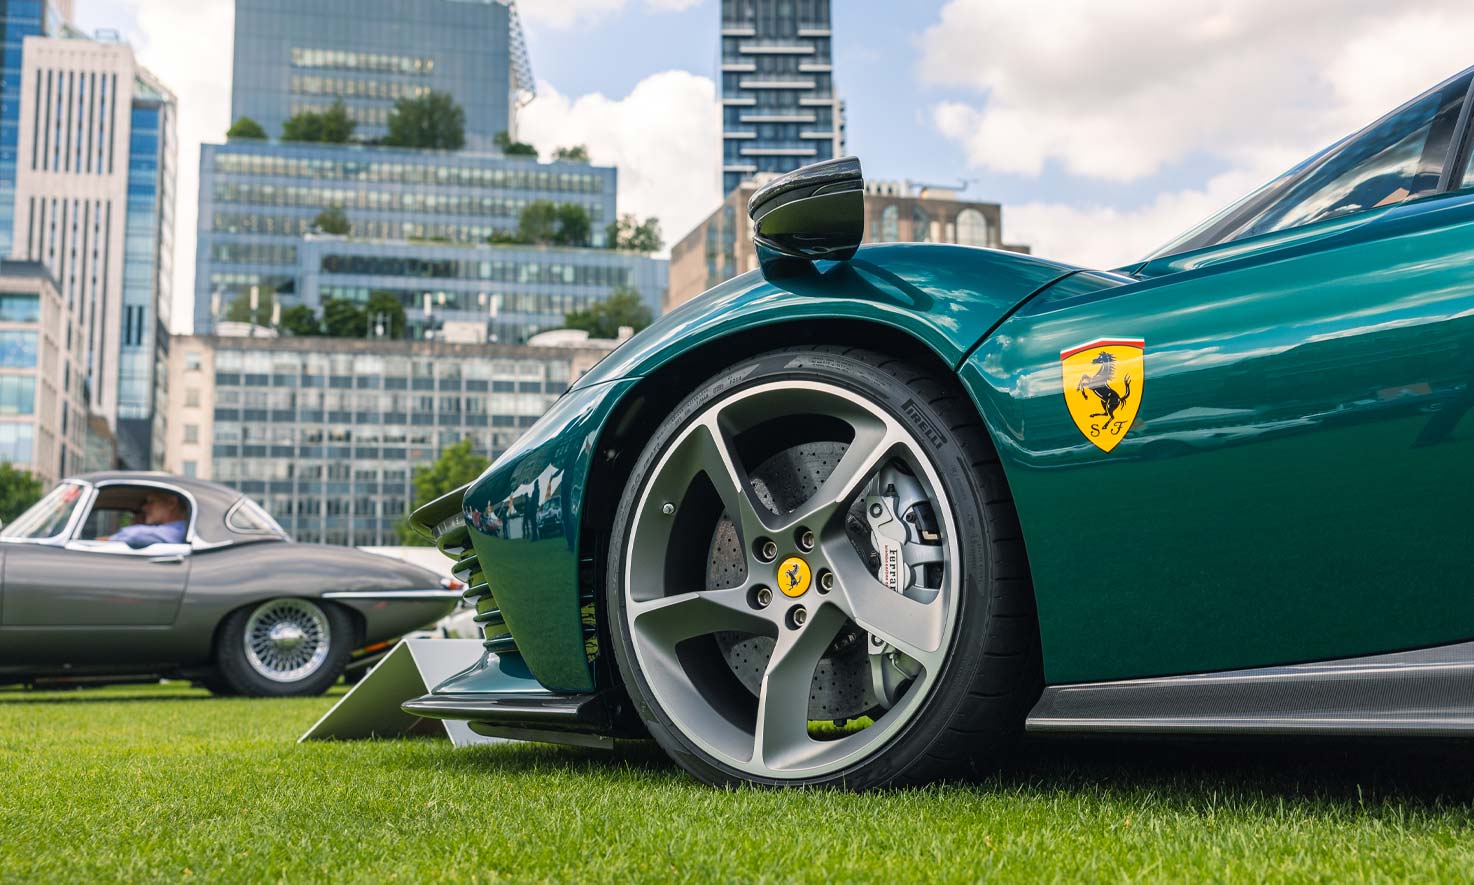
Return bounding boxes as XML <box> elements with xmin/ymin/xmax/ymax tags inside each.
<box><xmin>574</xmin><ymin>318</ymin><xmax>997</xmax><ymax>690</ymax></box>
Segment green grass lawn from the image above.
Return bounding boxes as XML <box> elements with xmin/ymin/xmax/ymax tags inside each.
<box><xmin>2</xmin><ymin>683</ymin><xmax>1472</xmax><ymax>883</ymax></box>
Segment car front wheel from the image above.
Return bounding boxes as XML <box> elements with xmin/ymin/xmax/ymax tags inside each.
<box><xmin>213</xmin><ymin>597</ymin><xmax>351</xmax><ymax>697</ymax></box>
<box><xmin>607</xmin><ymin>346</ymin><xmax>1041</xmax><ymax>789</ymax></box>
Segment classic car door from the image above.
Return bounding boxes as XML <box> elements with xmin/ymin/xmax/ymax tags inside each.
<box><xmin>968</xmin><ymin>71</ymin><xmax>1474</xmax><ymax>684</ymax></box>
<box><xmin>0</xmin><ymin>541</ymin><xmax>190</xmax><ymax>629</ymax></box>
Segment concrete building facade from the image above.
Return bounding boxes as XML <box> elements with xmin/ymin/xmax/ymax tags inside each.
<box><xmin>720</xmin><ymin>0</ymin><xmax>844</xmax><ymax>196</ymax></box>
<box><xmin>0</xmin><ymin>259</ymin><xmax>85</xmax><ymax>484</ymax></box>
<box><xmin>10</xmin><ymin>34</ymin><xmax>176</xmax><ymax>469</ymax></box>
<box><xmin>162</xmin><ymin>334</ymin><xmax>610</xmax><ymax>546</ymax></box>
<box><xmin>669</xmin><ymin>179</ymin><xmax>1030</xmax><ymax>309</ymax></box>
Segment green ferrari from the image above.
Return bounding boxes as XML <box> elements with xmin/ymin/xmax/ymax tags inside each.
<box><xmin>407</xmin><ymin>67</ymin><xmax>1474</xmax><ymax>789</ymax></box>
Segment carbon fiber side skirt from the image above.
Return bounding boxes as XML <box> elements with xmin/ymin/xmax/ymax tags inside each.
<box><xmin>1026</xmin><ymin>641</ymin><xmax>1474</xmax><ymax>736</ymax></box>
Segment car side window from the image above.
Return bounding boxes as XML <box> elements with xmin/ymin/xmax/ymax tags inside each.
<box><xmin>1232</xmin><ymin>75</ymin><xmax>1469</xmax><ymax>241</ymax></box>
<box><xmin>76</xmin><ymin>485</ymin><xmax>193</xmax><ymax>546</ymax></box>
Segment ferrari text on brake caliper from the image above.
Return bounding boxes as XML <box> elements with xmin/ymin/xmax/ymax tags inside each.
<box><xmin>860</xmin><ymin>463</ymin><xmax>943</xmax><ymax>709</ymax></box>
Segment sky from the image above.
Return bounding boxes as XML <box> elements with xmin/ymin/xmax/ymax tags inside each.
<box><xmin>73</xmin><ymin>0</ymin><xmax>1474</xmax><ymax>333</ymax></box>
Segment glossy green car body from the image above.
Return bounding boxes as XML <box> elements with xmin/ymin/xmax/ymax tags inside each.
<box><xmin>411</xmin><ymin>67</ymin><xmax>1474</xmax><ymax>740</ymax></box>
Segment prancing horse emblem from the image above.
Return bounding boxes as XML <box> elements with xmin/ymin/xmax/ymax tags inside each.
<box><xmin>776</xmin><ymin>556</ymin><xmax>811</xmax><ymax>598</ymax></box>
<box><xmin>1060</xmin><ymin>338</ymin><xmax>1145</xmax><ymax>453</ymax></box>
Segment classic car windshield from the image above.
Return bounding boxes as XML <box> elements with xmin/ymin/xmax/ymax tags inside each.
<box><xmin>1</xmin><ymin>481</ymin><xmax>86</xmax><ymax>539</ymax></box>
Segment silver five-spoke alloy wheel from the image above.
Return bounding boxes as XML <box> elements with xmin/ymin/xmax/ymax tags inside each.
<box><xmin>622</xmin><ymin>380</ymin><xmax>962</xmax><ymax>779</ymax></box>
<box><xmin>243</xmin><ymin>597</ymin><xmax>332</xmax><ymax>683</ymax></box>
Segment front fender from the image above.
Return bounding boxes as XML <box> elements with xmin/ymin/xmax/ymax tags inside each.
<box><xmin>449</xmin><ymin>244</ymin><xmax>1082</xmax><ymax>694</ymax></box>
<box><xmin>576</xmin><ymin>243</ymin><xmax>1080</xmax><ymax>390</ymax></box>
<box><xmin>177</xmin><ymin>543</ymin><xmax>449</xmax><ymax>658</ymax></box>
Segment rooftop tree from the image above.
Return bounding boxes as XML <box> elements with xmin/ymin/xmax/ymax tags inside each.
<box><xmin>606</xmin><ymin>214</ymin><xmax>663</xmax><ymax>253</ymax></box>
<box><xmin>563</xmin><ymin>286</ymin><xmax>652</xmax><ymax>339</ymax></box>
<box><xmin>282</xmin><ymin>100</ymin><xmax>355</xmax><ymax>143</ymax></box>
<box><xmin>384</xmin><ymin>91</ymin><xmax>466</xmax><ymax>150</ymax></box>
<box><xmin>494</xmin><ymin>130</ymin><xmax>537</xmax><ymax>157</ymax></box>
<box><xmin>226</xmin><ymin>116</ymin><xmax>267</xmax><ymax>140</ymax></box>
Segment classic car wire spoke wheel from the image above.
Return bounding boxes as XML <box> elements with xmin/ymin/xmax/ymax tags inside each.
<box><xmin>609</xmin><ymin>347</ymin><xmax>1042</xmax><ymax>789</ymax></box>
<box><xmin>243</xmin><ymin>598</ymin><xmax>332</xmax><ymax>682</ymax></box>
<box><xmin>215</xmin><ymin>597</ymin><xmax>353</xmax><ymax>697</ymax></box>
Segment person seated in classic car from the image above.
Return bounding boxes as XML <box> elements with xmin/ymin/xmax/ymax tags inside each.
<box><xmin>0</xmin><ymin>472</ymin><xmax>461</xmax><ymax>696</ymax></box>
<box><xmin>99</xmin><ymin>489</ymin><xmax>189</xmax><ymax>548</ymax></box>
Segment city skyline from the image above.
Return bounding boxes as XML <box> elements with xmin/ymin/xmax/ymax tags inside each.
<box><xmin>74</xmin><ymin>0</ymin><xmax>1474</xmax><ymax>339</ymax></box>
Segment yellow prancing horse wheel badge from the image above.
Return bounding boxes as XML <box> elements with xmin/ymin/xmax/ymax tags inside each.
<box><xmin>777</xmin><ymin>556</ymin><xmax>811</xmax><ymax>597</ymax></box>
<box><xmin>1060</xmin><ymin>338</ymin><xmax>1145</xmax><ymax>453</ymax></box>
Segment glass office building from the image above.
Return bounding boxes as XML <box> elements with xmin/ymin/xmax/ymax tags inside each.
<box><xmin>0</xmin><ymin>1</ymin><xmax>67</xmax><ymax>258</ymax></box>
<box><xmin>194</xmin><ymin>140</ymin><xmax>634</xmax><ymax>339</ymax></box>
<box><xmin>231</xmin><ymin>0</ymin><xmax>533</xmax><ymax>149</ymax></box>
<box><xmin>11</xmin><ymin>33</ymin><xmax>176</xmax><ymax>469</ymax></box>
<box><xmin>117</xmin><ymin>76</ymin><xmax>175</xmax><ymax>467</ymax></box>
<box><xmin>720</xmin><ymin>0</ymin><xmax>844</xmax><ymax>196</ymax></box>
<box><xmin>303</xmin><ymin>237</ymin><xmax>666</xmax><ymax>344</ymax></box>
<box><xmin>165</xmin><ymin>334</ymin><xmax>605</xmax><ymax>546</ymax></box>
<box><xmin>0</xmin><ymin>259</ymin><xmax>86</xmax><ymax>483</ymax></box>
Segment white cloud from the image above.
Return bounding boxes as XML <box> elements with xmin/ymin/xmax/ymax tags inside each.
<box><xmin>1005</xmin><ymin>163</ymin><xmax>1282</xmax><ymax>269</ymax></box>
<box><xmin>922</xmin><ymin>0</ymin><xmax>1474</xmax><ymax>183</ymax></box>
<box><xmin>519</xmin><ymin>0</ymin><xmax>702</xmax><ymax>29</ymax></box>
<box><xmin>518</xmin><ymin>70</ymin><xmax>720</xmax><ymax>252</ymax></box>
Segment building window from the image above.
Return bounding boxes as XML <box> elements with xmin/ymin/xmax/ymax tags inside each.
<box><xmin>0</xmin><ymin>331</ymin><xmax>38</xmax><ymax>368</ymax></box>
<box><xmin>183</xmin><ymin>424</ymin><xmax>199</xmax><ymax>444</ymax></box>
<box><xmin>0</xmin><ymin>293</ymin><xmax>39</xmax><ymax>322</ymax></box>
<box><xmin>182</xmin><ymin>460</ymin><xmax>198</xmax><ymax>478</ymax></box>
<box><xmin>185</xmin><ymin>388</ymin><xmax>200</xmax><ymax>407</ymax></box>
<box><xmin>912</xmin><ymin>205</ymin><xmax>931</xmax><ymax>242</ymax></box>
<box><xmin>185</xmin><ymin>351</ymin><xmax>202</xmax><ymax>371</ymax></box>
<box><xmin>956</xmin><ymin>209</ymin><xmax>991</xmax><ymax>248</ymax></box>
<box><xmin>0</xmin><ymin>376</ymin><xmax>35</xmax><ymax>415</ymax></box>
<box><xmin>879</xmin><ymin>205</ymin><xmax>899</xmax><ymax>242</ymax></box>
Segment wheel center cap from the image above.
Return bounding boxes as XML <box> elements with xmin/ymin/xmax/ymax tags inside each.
<box><xmin>269</xmin><ymin>623</ymin><xmax>307</xmax><ymax>651</ymax></box>
<box><xmin>777</xmin><ymin>556</ymin><xmax>811</xmax><ymax>598</ymax></box>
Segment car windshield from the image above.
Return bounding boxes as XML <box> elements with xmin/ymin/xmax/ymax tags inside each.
<box><xmin>1</xmin><ymin>481</ymin><xmax>86</xmax><ymax>540</ymax></box>
<box><xmin>1149</xmin><ymin>68</ymin><xmax>1472</xmax><ymax>259</ymax></box>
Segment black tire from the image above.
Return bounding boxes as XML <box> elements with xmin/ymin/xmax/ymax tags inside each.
<box><xmin>214</xmin><ymin>598</ymin><xmax>352</xmax><ymax>697</ymax></box>
<box><xmin>606</xmin><ymin>346</ymin><xmax>1042</xmax><ymax>789</ymax></box>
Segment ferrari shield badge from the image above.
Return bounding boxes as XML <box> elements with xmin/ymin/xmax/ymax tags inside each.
<box><xmin>1060</xmin><ymin>338</ymin><xmax>1144</xmax><ymax>452</ymax></box>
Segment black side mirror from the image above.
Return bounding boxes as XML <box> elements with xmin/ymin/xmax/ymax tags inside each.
<box><xmin>748</xmin><ymin>156</ymin><xmax>865</xmax><ymax>266</ymax></box>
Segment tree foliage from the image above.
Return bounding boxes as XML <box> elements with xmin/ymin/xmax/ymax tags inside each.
<box><xmin>282</xmin><ymin>100</ymin><xmax>355</xmax><ymax>143</ymax></box>
<box><xmin>312</xmin><ymin>206</ymin><xmax>351</xmax><ymax>236</ymax></box>
<box><xmin>383</xmin><ymin>92</ymin><xmax>466</xmax><ymax>150</ymax></box>
<box><xmin>278</xmin><ymin>304</ymin><xmax>320</xmax><ymax>336</ymax></box>
<box><xmin>515</xmin><ymin>201</ymin><xmax>593</xmax><ymax>247</ymax></box>
<box><xmin>395</xmin><ymin>438</ymin><xmax>491</xmax><ymax>545</ymax></box>
<box><xmin>553</xmin><ymin>144</ymin><xmax>590</xmax><ymax>163</ymax></box>
<box><xmin>494</xmin><ymin>130</ymin><xmax>537</xmax><ymax>157</ymax></box>
<box><xmin>226</xmin><ymin>116</ymin><xmax>267</xmax><ymax>140</ymax></box>
<box><xmin>554</xmin><ymin>203</ymin><xmax>592</xmax><ymax>246</ymax></box>
<box><xmin>321</xmin><ymin>297</ymin><xmax>366</xmax><ymax>338</ymax></box>
<box><xmin>517</xmin><ymin>200</ymin><xmax>558</xmax><ymax>245</ymax></box>
<box><xmin>563</xmin><ymin>287</ymin><xmax>652</xmax><ymax>340</ymax></box>
<box><xmin>365</xmin><ymin>291</ymin><xmax>406</xmax><ymax>339</ymax></box>
<box><xmin>0</xmin><ymin>463</ymin><xmax>43</xmax><ymax>523</ymax></box>
<box><xmin>224</xmin><ymin>289</ymin><xmax>275</xmax><ymax>326</ymax></box>
<box><xmin>605</xmin><ymin>214</ymin><xmax>663</xmax><ymax>253</ymax></box>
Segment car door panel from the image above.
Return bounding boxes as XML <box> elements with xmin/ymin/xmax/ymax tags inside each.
<box><xmin>1</xmin><ymin>542</ymin><xmax>190</xmax><ymax>627</ymax></box>
<box><xmin>963</xmin><ymin>192</ymin><xmax>1474</xmax><ymax>684</ymax></box>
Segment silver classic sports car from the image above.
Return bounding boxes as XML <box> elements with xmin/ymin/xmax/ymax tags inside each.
<box><xmin>0</xmin><ymin>472</ymin><xmax>458</xmax><ymax>696</ymax></box>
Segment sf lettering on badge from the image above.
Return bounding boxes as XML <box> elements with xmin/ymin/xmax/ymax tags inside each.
<box><xmin>1060</xmin><ymin>338</ymin><xmax>1144</xmax><ymax>453</ymax></box>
